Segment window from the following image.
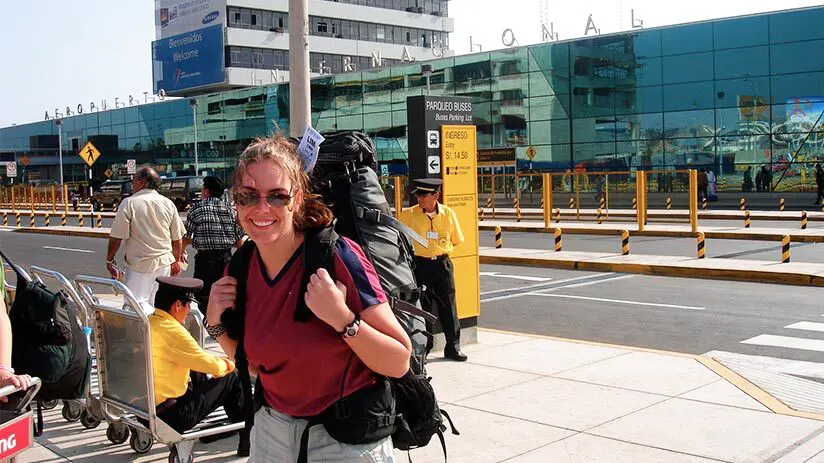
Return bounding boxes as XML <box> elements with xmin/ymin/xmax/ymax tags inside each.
<box><xmin>317</xmin><ymin>21</ymin><xmax>328</xmax><ymax>33</ymax></box>
<box><xmin>377</xmin><ymin>25</ymin><xmax>385</xmax><ymax>41</ymax></box>
<box><xmin>252</xmin><ymin>50</ymin><xmax>264</xmax><ymax>68</ymax></box>
<box><xmin>251</xmin><ymin>11</ymin><xmax>258</xmax><ymax>26</ymax></box>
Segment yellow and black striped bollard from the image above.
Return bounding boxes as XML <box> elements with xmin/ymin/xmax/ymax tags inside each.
<box><xmin>702</xmin><ymin>197</ymin><xmax>708</xmax><ymax>211</ymax></box>
<box><xmin>1</xmin><ymin>212</ymin><xmax>6</xmax><ymax>227</ymax></box>
<box><xmin>44</xmin><ymin>212</ymin><xmax>50</xmax><ymax>227</ymax></box>
<box><xmin>801</xmin><ymin>210</ymin><xmax>808</xmax><ymax>230</ymax></box>
<box><xmin>554</xmin><ymin>227</ymin><xmax>562</xmax><ymax>252</ymax></box>
<box><xmin>621</xmin><ymin>230</ymin><xmax>630</xmax><ymax>255</ymax></box>
<box><xmin>740</xmin><ymin>198</ymin><xmax>746</xmax><ymax>211</ymax></box>
<box><xmin>15</xmin><ymin>213</ymin><xmax>20</xmax><ymax>228</ymax></box>
<box><xmin>599</xmin><ymin>197</ymin><xmax>605</xmax><ymax>210</ymax></box>
<box><xmin>77</xmin><ymin>213</ymin><xmax>84</xmax><ymax>227</ymax></box>
<box><xmin>596</xmin><ymin>208</ymin><xmax>603</xmax><ymax>224</ymax></box>
<box><xmin>540</xmin><ymin>197</ymin><xmax>544</xmax><ymax>209</ymax></box>
<box><xmin>744</xmin><ymin>210</ymin><xmax>750</xmax><ymax>229</ymax></box>
<box><xmin>494</xmin><ymin>226</ymin><xmax>502</xmax><ymax>249</ymax></box>
<box><xmin>631</xmin><ymin>197</ymin><xmax>637</xmax><ymax>210</ymax></box>
<box><xmin>96</xmin><ymin>213</ymin><xmax>102</xmax><ymax>228</ymax></box>
<box><xmin>779</xmin><ymin>198</ymin><xmax>785</xmax><ymax>212</ymax></box>
<box><xmin>666</xmin><ymin>197</ymin><xmax>672</xmax><ymax>210</ymax></box>
<box><xmin>514</xmin><ymin>197</ymin><xmax>521</xmax><ymax>222</ymax></box>
<box><xmin>113</xmin><ymin>201</ymin><xmax>119</xmax><ymax>212</ymax></box>
<box><xmin>29</xmin><ymin>211</ymin><xmax>35</xmax><ymax>227</ymax></box>
<box><xmin>486</xmin><ymin>197</ymin><xmax>492</xmax><ymax>209</ymax></box>
<box><xmin>781</xmin><ymin>235</ymin><xmax>791</xmax><ymax>263</ymax></box>
<box><xmin>697</xmin><ymin>232</ymin><xmax>706</xmax><ymax>259</ymax></box>
<box><xmin>478</xmin><ymin>208</ymin><xmax>484</xmax><ymax>221</ymax></box>
<box><xmin>554</xmin><ymin>208</ymin><xmax>561</xmax><ymax>223</ymax></box>
<box><xmin>61</xmin><ymin>213</ymin><xmax>66</xmax><ymax>227</ymax></box>
<box><xmin>568</xmin><ymin>197</ymin><xmax>574</xmax><ymax>209</ymax></box>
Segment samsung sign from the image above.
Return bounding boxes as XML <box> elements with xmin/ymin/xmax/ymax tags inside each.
<box><xmin>152</xmin><ymin>24</ymin><xmax>225</xmax><ymax>94</ymax></box>
<box><xmin>157</xmin><ymin>0</ymin><xmax>226</xmax><ymax>38</ymax></box>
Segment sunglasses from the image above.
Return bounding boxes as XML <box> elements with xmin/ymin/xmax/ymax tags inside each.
<box><xmin>233</xmin><ymin>191</ymin><xmax>293</xmax><ymax>208</ymax></box>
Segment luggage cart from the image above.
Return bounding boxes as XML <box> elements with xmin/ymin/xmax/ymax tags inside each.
<box><xmin>0</xmin><ymin>377</ymin><xmax>42</xmax><ymax>462</ymax></box>
<box><xmin>29</xmin><ymin>266</ymin><xmax>110</xmax><ymax>433</ymax></box>
<box><xmin>75</xmin><ymin>275</ymin><xmax>241</xmax><ymax>463</ymax></box>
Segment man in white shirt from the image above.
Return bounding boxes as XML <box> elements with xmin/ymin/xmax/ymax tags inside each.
<box><xmin>105</xmin><ymin>167</ymin><xmax>186</xmax><ymax>307</ymax></box>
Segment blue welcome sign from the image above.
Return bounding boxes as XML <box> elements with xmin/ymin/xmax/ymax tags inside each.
<box><xmin>152</xmin><ymin>24</ymin><xmax>225</xmax><ymax>94</ymax></box>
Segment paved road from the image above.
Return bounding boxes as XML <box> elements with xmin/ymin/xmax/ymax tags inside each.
<box><xmin>4</xmin><ymin>229</ymin><xmax>824</xmax><ymax>380</ymax></box>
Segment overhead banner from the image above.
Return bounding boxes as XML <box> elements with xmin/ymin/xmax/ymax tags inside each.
<box><xmin>152</xmin><ymin>24</ymin><xmax>225</xmax><ymax>94</ymax></box>
<box><xmin>156</xmin><ymin>0</ymin><xmax>226</xmax><ymax>38</ymax></box>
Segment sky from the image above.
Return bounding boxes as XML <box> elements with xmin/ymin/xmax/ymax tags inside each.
<box><xmin>2</xmin><ymin>0</ymin><xmax>824</xmax><ymax>128</ymax></box>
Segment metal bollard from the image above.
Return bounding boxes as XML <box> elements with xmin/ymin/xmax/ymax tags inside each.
<box><xmin>77</xmin><ymin>213</ymin><xmax>84</xmax><ymax>227</ymax></box>
<box><xmin>554</xmin><ymin>227</ymin><xmax>562</xmax><ymax>252</ymax></box>
<box><xmin>96</xmin><ymin>213</ymin><xmax>102</xmax><ymax>228</ymax></box>
<box><xmin>744</xmin><ymin>210</ymin><xmax>751</xmax><ymax>229</ymax></box>
<box><xmin>478</xmin><ymin>208</ymin><xmax>484</xmax><ymax>221</ymax></box>
<box><xmin>540</xmin><ymin>197</ymin><xmax>544</xmax><ymax>209</ymax></box>
<box><xmin>568</xmin><ymin>197</ymin><xmax>574</xmax><ymax>209</ymax></box>
<box><xmin>514</xmin><ymin>197</ymin><xmax>521</xmax><ymax>223</ymax></box>
<box><xmin>15</xmin><ymin>213</ymin><xmax>20</xmax><ymax>228</ymax></box>
<box><xmin>779</xmin><ymin>198</ymin><xmax>785</xmax><ymax>212</ymax></box>
<box><xmin>697</xmin><ymin>232</ymin><xmax>705</xmax><ymax>259</ymax></box>
<box><xmin>631</xmin><ymin>197</ymin><xmax>637</xmax><ymax>210</ymax></box>
<box><xmin>29</xmin><ymin>211</ymin><xmax>35</xmax><ymax>227</ymax></box>
<box><xmin>740</xmin><ymin>198</ymin><xmax>747</xmax><ymax>211</ymax></box>
<box><xmin>599</xmin><ymin>197</ymin><xmax>605</xmax><ymax>210</ymax></box>
<box><xmin>702</xmin><ymin>197</ymin><xmax>708</xmax><ymax>211</ymax></box>
<box><xmin>61</xmin><ymin>213</ymin><xmax>66</xmax><ymax>227</ymax></box>
<box><xmin>781</xmin><ymin>235</ymin><xmax>791</xmax><ymax>263</ymax></box>
<box><xmin>1</xmin><ymin>212</ymin><xmax>6</xmax><ymax>227</ymax></box>
<box><xmin>621</xmin><ymin>230</ymin><xmax>629</xmax><ymax>255</ymax></box>
<box><xmin>494</xmin><ymin>226</ymin><xmax>502</xmax><ymax>249</ymax></box>
<box><xmin>801</xmin><ymin>211</ymin><xmax>808</xmax><ymax>230</ymax></box>
<box><xmin>666</xmin><ymin>197</ymin><xmax>672</xmax><ymax>210</ymax></box>
<box><xmin>597</xmin><ymin>208</ymin><xmax>603</xmax><ymax>224</ymax></box>
<box><xmin>44</xmin><ymin>212</ymin><xmax>50</xmax><ymax>227</ymax></box>
<box><xmin>554</xmin><ymin>208</ymin><xmax>561</xmax><ymax>223</ymax></box>
<box><xmin>113</xmin><ymin>201</ymin><xmax>119</xmax><ymax>213</ymax></box>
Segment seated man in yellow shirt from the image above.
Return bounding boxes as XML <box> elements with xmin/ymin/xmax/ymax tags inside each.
<box><xmin>149</xmin><ymin>276</ymin><xmax>249</xmax><ymax>456</ymax></box>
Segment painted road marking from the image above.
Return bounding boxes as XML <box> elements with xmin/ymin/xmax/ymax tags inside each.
<box><xmin>479</xmin><ymin>272</ymin><xmax>552</xmax><ymax>282</ymax></box>
<box><xmin>547</xmin><ymin>274</ymin><xmax>635</xmax><ymax>289</ymax></box>
<box><xmin>741</xmin><ymin>335</ymin><xmax>824</xmax><ymax>353</ymax></box>
<box><xmin>481</xmin><ymin>273</ymin><xmax>625</xmax><ymax>303</ymax></box>
<box><xmin>785</xmin><ymin>321</ymin><xmax>824</xmax><ymax>333</ymax></box>
<box><xmin>528</xmin><ymin>292</ymin><xmax>707</xmax><ymax>310</ymax></box>
<box><xmin>704</xmin><ymin>350</ymin><xmax>824</xmax><ymax>380</ymax></box>
<box><xmin>42</xmin><ymin>246</ymin><xmax>95</xmax><ymax>254</ymax></box>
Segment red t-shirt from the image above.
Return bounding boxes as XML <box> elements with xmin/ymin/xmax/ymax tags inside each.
<box><xmin>243</xmin><ymin>237</ymin><xmax>387</xmax><ymax>417</ymax></box>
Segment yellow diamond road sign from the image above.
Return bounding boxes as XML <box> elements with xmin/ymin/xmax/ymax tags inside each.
<box><xmin>79</xmin><ymin>141</ymin><xmax>101</xmax><ymax>167</ymax></box>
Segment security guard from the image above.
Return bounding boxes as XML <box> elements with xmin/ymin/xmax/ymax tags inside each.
<box><xmin>149</xmin><ymin>276</ymin><xmax>249</xmax><ymax>456</ymax></box>
<box><xmin>399</xmin><ymin>178</ymin><xmax>467</xmax><ymax>361</ymax></box>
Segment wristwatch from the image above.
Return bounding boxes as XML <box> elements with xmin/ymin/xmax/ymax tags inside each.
<box><xmin>204</xmin><ymin>320</ymin><xmax>226</xmax><ymax>339</ymax></box>
<box><xmin>339</xmin><ymin>313</ymin><xmax>361</xmax><ymax>339</ymax></box>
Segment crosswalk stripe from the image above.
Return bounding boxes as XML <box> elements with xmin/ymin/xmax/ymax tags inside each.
<box><xmin>785</xmin><ymin>321</ymin><xmax>824</xmax><ymax>333</ymax></box>
<box><xmin>741</xmin><ymin>334</ymin><xmax>824</xmax><ymax>353</ymax></box>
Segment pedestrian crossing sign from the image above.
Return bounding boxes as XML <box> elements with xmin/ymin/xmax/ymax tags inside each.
<box><xmin>78</xmin><ymin>141</ymin><xmax>101</xmax><ymax>167</ymax></box>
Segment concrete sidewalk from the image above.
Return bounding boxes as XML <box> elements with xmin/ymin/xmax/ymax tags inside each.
<box><xmin>16</xmin><ymin>329</ymin><xmax>824</xmax><ymax>462</ymax></box>
<box><xmin>482</xmin><ymin>207</ymin><xmax>824</xmax><ymax>222</ymax></box>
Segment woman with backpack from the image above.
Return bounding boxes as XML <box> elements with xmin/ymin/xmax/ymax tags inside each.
<box><xmin>205</xmin><ymin>135</ymin><xmax>412</xmax><ymax>461</ymax></box>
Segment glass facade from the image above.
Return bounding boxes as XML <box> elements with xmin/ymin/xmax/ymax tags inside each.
<box><xmin>5</xmin><ymin>6</ymin><xmax>824</xmax><ymax>192</ymax></box>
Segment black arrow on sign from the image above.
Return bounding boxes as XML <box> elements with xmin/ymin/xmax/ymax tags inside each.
<box><xmin>429</xmin><ymin>158</ymin><xmax>439</xmax><ymax>170</ymax></box>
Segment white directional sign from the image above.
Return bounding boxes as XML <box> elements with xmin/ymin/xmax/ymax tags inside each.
<box><xmin>427</xmin><ymin>155</ymin><xmax>441</xmax><ymax>174</ymax></box>
<box><xmin>6</xmin><ymin>162</ymin><xmax>17</xmax><ymax>178</ymax></box>
<box><xmin>126</xmin><ymin>159</ymin><xmax>137</xmax><ymax>174</ymax></box>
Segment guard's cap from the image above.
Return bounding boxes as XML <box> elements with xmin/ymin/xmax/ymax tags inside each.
<box><xmin>412</xmin><ymin>178</ymin><xmax>443</xmax><ymax>195</ymax></box>
<box><xmin>155</xmin><ymin>276</ymin><xmax>203</xmax><ymax>305</ymax></box>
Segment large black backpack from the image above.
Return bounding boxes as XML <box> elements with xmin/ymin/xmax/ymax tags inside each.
<box><xmin>1</xmin><ymin>251</ymin><xmax>91</xmax><ymax>433</ymax></box>
<box><xmin>223</xmin><ymin>132</ymin><xmax>458</xmax><ymax>460</ymax></box>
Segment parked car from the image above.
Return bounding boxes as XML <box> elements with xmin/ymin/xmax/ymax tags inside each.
<box><xmin>159</xmin><ymin>176</ymin><xmax>203</xmax><ymax>211</ymax></box>
<box><xmin>91</xmin><ymin>180</ymin><xmax>132</xmax><ymax>211</ymax></box>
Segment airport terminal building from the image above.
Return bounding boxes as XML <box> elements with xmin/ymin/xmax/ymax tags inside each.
<box><xmin>2</xmin><ymin>5</ymin><xmax>824</xmax><ymax>191</ymax></box>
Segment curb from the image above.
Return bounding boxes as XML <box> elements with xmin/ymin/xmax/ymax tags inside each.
<box><xmin>13</xmin><ymin>227</ymin><xmax>109</xmax><ymax>239</ymax></box>
<box><xmin>479</xmin><ymin>328</ymin><xmax>824</xmax><ymax>422</ymax></box>
<box><xmin>479</xmin><ymin>254</ymin><xmax>821</xmax><ymax>287</ymax></box>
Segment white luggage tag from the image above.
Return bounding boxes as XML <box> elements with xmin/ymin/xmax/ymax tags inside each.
<box><xmin>297</xmin><ymin>126</ymin><xmax>325</xmax><ymax>173</ymax></box>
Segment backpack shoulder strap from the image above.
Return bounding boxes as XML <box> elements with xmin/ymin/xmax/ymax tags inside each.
<box><xmin>221</xmin><ymin>239</ymin><xmax>256</xmax><ymax>431</ymax></box>
<box><xmin>294</xmin><ymin>226</ymin><xmax>339</xmax><ymax>323</ymax></box>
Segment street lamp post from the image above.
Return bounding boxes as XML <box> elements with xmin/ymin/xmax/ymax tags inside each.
<box><xmin>189</xmin><ymin>99</ymin><xmax>199</xmax><ymax>175</ymax></box>
<box><xmin>289</xmin><ymin>0</ymin><xmax>310</xmax><ymax>137</ymax></box>
<box><xmin>55</xmin><ymin>119</ymin><xmax>64</xmax><ymax>185</ymax></box>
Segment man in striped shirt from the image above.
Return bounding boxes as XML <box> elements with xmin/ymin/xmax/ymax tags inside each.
<box><xmin>182</xmin><ymin>176</ymin><xmax>245</xmax><ymax>314</ymax></box>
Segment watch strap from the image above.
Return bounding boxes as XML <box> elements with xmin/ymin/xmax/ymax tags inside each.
<box><xmin>204</xmin><ymin>320</ymin><xmax>226</xmax><ymax>339</ymax></box>
<box><xmin>339</xmin><ymin>312</ymin><xmax>361</xmax><ymax>338</ymax></box>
